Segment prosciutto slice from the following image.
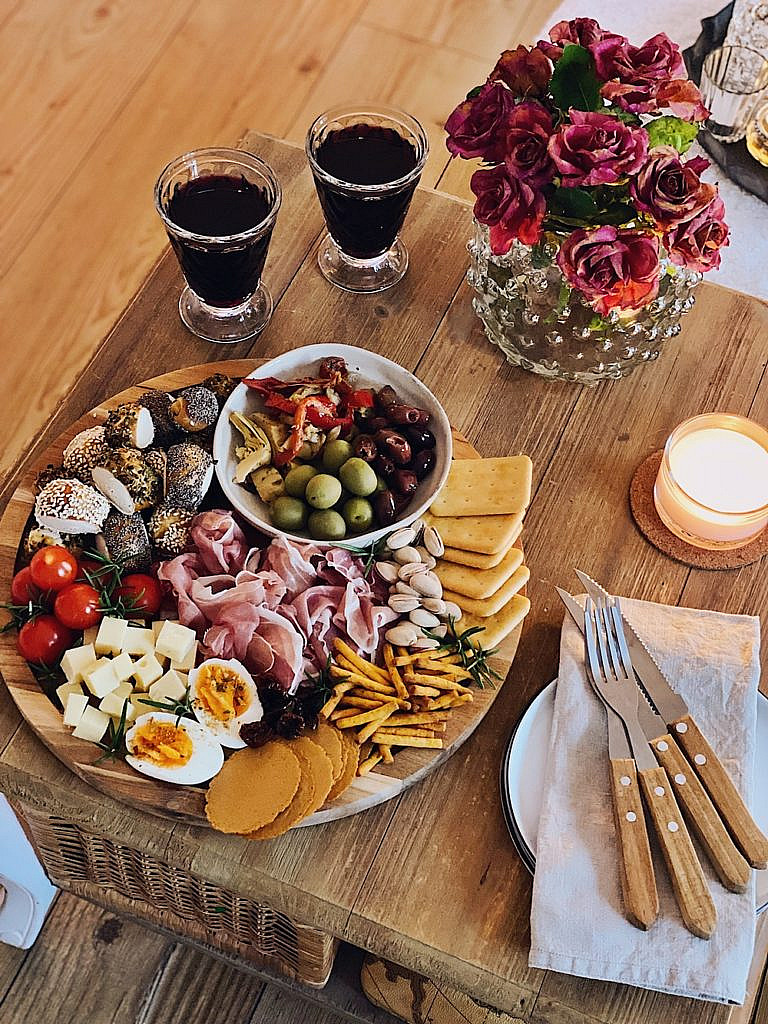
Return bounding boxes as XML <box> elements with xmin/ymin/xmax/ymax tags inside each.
<box><xmin>189</xmin><ymin>509</ymin><xmax>249</xmax><ymax>574</ymax></box>
<box><xmin>259</xmin><ymin>535</ymin><xmax>320</xmax><ymax>600</ymax></box>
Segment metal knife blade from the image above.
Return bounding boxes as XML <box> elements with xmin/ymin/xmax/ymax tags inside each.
<box><xmin>573</xmin><ymin>571</ymin><xmax>688</xmax><ymax>724</ymax></box>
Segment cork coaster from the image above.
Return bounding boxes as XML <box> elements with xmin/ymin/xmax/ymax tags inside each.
<box><xmin>629</xmin><ymin>450</ymin><xmax>768</xmax><ymax>570</ymax></box>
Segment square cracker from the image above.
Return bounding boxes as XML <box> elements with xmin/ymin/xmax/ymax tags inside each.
<box><xmin>464</xmin><ymin>594</ymin><xmax>531</xmax><ymax>651</ymax></box>
<box><xmin>425</xmin><ymin>510</ymin><xmax>523</xmax><ymax>555</ymax></box>
<box><xmin>435</xmin><ymin>546</ymin><xmax>524</xmax><ymax>600</ymax></box>
<box><xmin>430</xmin><ymin>457</ymin><xmax>532</xmax><ymax>518</ymax></box>
<box><xmin>443</xmin><ymin>564</ymin><xmax>530</xmax><ymax>617</ymax></box>
<box><xmin>441</xmin><ymin>525</ymin><xmax>522</xmax><ymax>569</ymax></box>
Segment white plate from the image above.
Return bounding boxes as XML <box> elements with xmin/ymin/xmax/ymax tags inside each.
<box><xmin>501</xmin><ymin>682</ymin><xmax>768</xmax><ymax>913</ymax></box>
<box><xmin>212</xmin><ymin>344</ymin><xmax>452</xmax><ymax>548</ymax></box>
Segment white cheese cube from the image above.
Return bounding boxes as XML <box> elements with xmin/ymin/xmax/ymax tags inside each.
<box><xmin>95</xmin><ymin>617</ymin><xmax>128</xmax><ymax>656</ymax></box>
<box><xmin>170</xmin><ymin>640</ymin><xmax>197</xmax><ymax>673</ymax></box>
<box><xmin>148</xmin><ymin>670</ymin><xmax>187</xmax><ymax>703</ymax></box>
<box><xmin>151</xmin><ymin>619</ymin><xmax>177</xmax><ymax>641</ymax></box>
<box><xmin>112</xmin><ymin>678</ymin><xmax>133</xmax><ymax>700</ymax></box>
<box><xmin>130</xmin><ymin>692</ymin><xmax>152</xmax><ymax>716</ymax></box>
<box><xmin>99</xmin><ymin>691</ymin><xmax>135</xmax><ymax>721</ymax></box>
<box><xmin>84</xmin><ymin>659</ymin><xmax>120</xmax><ymax>699</ymax></box>
<box><xmin>155</xmin><ymin>621</ymin><xmax>196</xmax><ymax>663</ymax></box>
<box><xmin>122</xmin><ymin>626</ymin><xmax>155</xmax><ymax>656</ymax></box>
<box><xmin>111</xmin><ymin>651</ymin><xmax>136</xmax><ymax>683</ymax></box>
<box><xmin>72</xmin><ymin>705</ymin><xmax>110</xmax><ymax>742</ymax></box>
<box><xmin>60</xmin><ymin>644</ymin><xmax>98</xmax><ymax>684</ymax></box>
<box><xmin>56</xmin><ymin>680</ymin><xmax>83</xmax><ymax>706</ymax></box>
<box><xmin>63</xmin><ymin>693</ymin><xmax>90</xmax><ymax>727</ymax></box>
<box><xmin>132</xmin><ymin>653</ymin><xmax>164</xmax><ymax>690</ymax></box>
<box><xmin>82</xmin><ymin>625</ymin><xmax>99</xmax><ymax>646</ymax></box>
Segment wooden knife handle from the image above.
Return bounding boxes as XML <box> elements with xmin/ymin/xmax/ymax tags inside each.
<box><xmin>609</xmin><ymin>757</ymin><xmax>658</xmax><ymax>930</ymax></box>
<box><xmin>639</xmin><ymin>765</ymin><xmax>716</xmax><ymax>939</ymax></box>
<box><xmin>670</xmin><ymin>713</ymin><xmax>768</xmax><ymax>870</ymax></box>
<box><xmin>651</xmin><ymin>732</ymin><xmax>751</xmax><ymax>893</ymax></box>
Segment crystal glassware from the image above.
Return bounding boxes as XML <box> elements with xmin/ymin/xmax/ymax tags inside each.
<box><xmin>700</xmin><ymin>45</ymin><xmax>768</xmax><ymax>143</ymax></box>
<box><xmin>306</xmin><ymin>104</ymin><xmax>429</xmax><ymax>293</ymax></box>
<box><xmin>154</xmin><ymin>148</ymin><xmax>281</xmax><ymax>343</ymax></box>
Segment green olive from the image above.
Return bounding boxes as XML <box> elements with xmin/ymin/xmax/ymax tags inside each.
<box><xmin>284</xmin><ymin>464</ymin><xmax>318</xmax><ymax>498</ymax></box>
<box><xmin>339</xmin><ymin>457</ymin><xmax>378</xmax><ymax>497</ymax></box>
<box><xmin>305</xmin><ymin>473</ymin><xmax>343</xmax><ymax>509</ymax></box>
<box><xmin>269</xmin><ymin>496</ymin><xmax>308</xmax><ymax>533</ymax></box>
<box><xmin>308</xmin><ymin>509</ymin><xmax>347</xmax><ymax>541</ymax></box>
<box><xmin>375</xmin><ymin>475</ymin><xmax>388</xmax><ymax>493</ymax></box>
<box><xmin>342</xmin><ymin>497</ymin><xmax>374</xmax><ymax>533</ymax></box>
<box><xmin>322</xmin><ymin>439</ymin><xmax>354</xmax><ymax>473</ymax></box>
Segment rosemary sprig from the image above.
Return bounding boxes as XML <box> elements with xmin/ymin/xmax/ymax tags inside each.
<box><xmin>95</xmin><ymin>699</ymin><xmax>129</xmax><ymax>763</ymax></box>
<box><xmin>0</xmin><ymin>595</ymin><xmax>52</xmax><ymax>633</ymax></box>
<box><xmin>136</xmin><ymin>688</ymin><xmax>195</xmax><ymax>726</ymax></box>
<box><xmin>341</xmin><ymin>535</ymin><xmax>390</xmax><ymax>579</ymax></box>
<box><xmin>79</xmin><ymin>548</ymin><xmax>148</xmax><ymax>619</ymax></box>
<box><xmin>301</xmin><ymin>655</ymin><xmax>335</xmax><ymax>716</ymax></box>
<box><xmin>425</xmin><ymin>617</ymin><xmax>502</xmax><ymax>690</ymax></box>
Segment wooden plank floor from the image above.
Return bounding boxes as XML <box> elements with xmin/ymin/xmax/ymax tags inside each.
<box><xmin>0</xmin><ymin>2</ymin><xmax>560</xmax><ymax>1022</ymax></box>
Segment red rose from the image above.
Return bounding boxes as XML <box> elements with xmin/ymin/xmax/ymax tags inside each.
<box><xmin>593</xmin><ymin>33</ymin><xmax>687</xmax><ymax>113</ymax></box>
<box><xmin>557</xmin><ymin>225</ymin><xmax>660</xmax><ymax>314</ymax></box>
<box><xmin>548</xmin><ymin>109</ymin><xmax>648</xmax><ymax>186</ymax></box>
<box><xmin>504</xmin><ymin>101</ymin><xmax>555</xmax><ymax>187</ymax></box>
<box><xmin>664</xmin><ymin>196</ymin><xmax>729</xmax><ymax>272</ymax></box>
<box><xmin>654</xmin><ymin>79</ymin><xmax>709</xmax><ymax>121</ymax></box>
<box><xmin>537</xmin><ymin>18</ymin><xmax>610</xmax><ymax>62</ymax></box>
<box><xmin>631</xmin><ymin>146</ymin><xmax>716</xmax><ymax>229</ymax></box>
<box><xmin>445</xmin><ymin>81</ymin><xmax>516</xmax><ymax>161</ymax></box>
<box><xmin>490</xmin><ymin>45</ymin><xmax>552</xmax><ymax>97</ymax></box>
<box><xmin>471</xmin><ymin>163</ymin><xmax>546</xmax><ymax>252</ymax></box>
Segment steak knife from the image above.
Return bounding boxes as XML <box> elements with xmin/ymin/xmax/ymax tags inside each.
<box><xmin>575</xmin><ymin>571</ymin><xmax>768</xmax><ymax>871</ymax></box>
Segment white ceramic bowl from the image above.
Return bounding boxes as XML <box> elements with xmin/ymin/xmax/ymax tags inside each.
<box><xmin>213</xmin><ymin>344</ymin><xmax>452</xmax><ymax>548</ymax></box>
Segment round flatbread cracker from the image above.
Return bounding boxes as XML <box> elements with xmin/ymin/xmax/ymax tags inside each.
<box><xmin>310</xmin><ymin>720</ymin><xmax>344</xmax><ymax>783</ymax></box>
<box><xmin>205</xmin><ymin>744</ymin><xmax>301</xmax><ymax>834</ymax></box>
<box><xmin>326</xmin><ymin>731</ymin><xmax>360</xmax><ymax>804</ymax></box>
<box><xmin>248</xmin><ymin>746</ymin><xmax>319</xmax><ymax>840</ymax></box>
<box><xmin>290</xmin><ymin>734</ymin><xmax>334</xmax><ymax>817</ymax></box>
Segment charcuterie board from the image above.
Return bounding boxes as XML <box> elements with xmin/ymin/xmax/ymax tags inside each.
<box><xmin>0</xmin><ymin>360</ymin><xmax>523</xmax><ymax>828</ymax></box>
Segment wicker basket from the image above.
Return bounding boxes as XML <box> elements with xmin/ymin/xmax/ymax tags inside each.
<box><xmin>14</xmin><ymin>803</ymin><xmax>338</xmax><ymax>987</ymax></box>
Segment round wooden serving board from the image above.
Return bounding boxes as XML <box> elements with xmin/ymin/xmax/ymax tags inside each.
<box><xmin>0</xmin><ymin>361</ymin><xmax>523</xmax><ymax>829</ymax></box>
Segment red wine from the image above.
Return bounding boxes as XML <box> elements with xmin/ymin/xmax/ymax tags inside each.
<box><xmin>166</xmin><ymin>174</ymin><xmax>273</xmax><ymax>306</ymax></box>
<box><xmin>312</xmin><ymin>125</ymin><xmax>419</xmax><ymax>259</ymax></box>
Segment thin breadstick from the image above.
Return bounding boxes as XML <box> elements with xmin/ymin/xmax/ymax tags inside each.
<box><xmin>384</xmin><ymin>644</ymin><xmax>409</xmax><ymax>699</ymax></box>
<box><xmin>416</xmin><ymin>660</ymin><xmax>473</xmax><ymax>680</ymax></box>
<box><xmin>330</xmin><ymin>706</ymin><xmax>364</xmax><ymax>722</ymax></box>
<box><xmin>393</xmin><ymin>651</ymin><xmax>432</xmax><ymax>667</ymax></box>
<box><xmin>357</xmin><ymin>701</ymin><xmax>398</xmax><ymax>743</ymax></box>
<box><xmin>420</xmin><ymin>649</ymin><xmax>461</xmax><ymax>663</ymax></box>
<box><xmin>409</xmin><ymin>673</ymin><xmax>471</xmax><ymax>692</ymax></box>
<box><xmin>319</xmin><ymin>680</ymin><xmax>354</xmax><ymax>717</ymax></box>
<box><xmin>378</xmin><ymin>744</ymin><xmax>394</xmax><ymax>764</ymax></box>
<box><xmin>333</xmin><ymin>640</ymin><xmax>390</xmax><ymax>683</ymax></box>
<box><xmin>358</xmin><ymin>752</ymin><xmax>383</xmax><ymax>776</ymax></box>
<box><xmin>345</xmin><ymin>674</ymin><xmax>396</xmax><ymax>696</ymax></box>
<box><xmin>337</xmin><ymin>696</ymin><xmax>385</xmax><ymax>710</ymax></box>
<box><xmin>375</xmin><ymin>726</ymin><xmax>436</xmax><ymax>738</ymax></box>
<box><xmin>336</xmin><ymin>702</ymin><xmax>399</xmax><ymax>730</ymax></box>
<box><xmin>350</xmin><ymin>689</ymin><xmax>411</xmax><ymax>709</ymax></box>
<box><xmin>385</xmin><ymin>712</ymin><xmax>449</xmax><ymax>727</ymax></box>
<box><xmin>426</xmin><ymin>693</ymin><xmax>470</xmax><ymax>711</ymax></box>
<box><xmin>330</xmin><ymin>666</ymin><xmax>389</xmax><ymax>690</ymax></box>
<box><xmin>408</xmin><ymin>684</ymin><xmax>442</xmax><ymax>698</ymax></box>
<box><xmin>369</xmin><ymin>732</ymin><xmax>444</xmax><ymax>749</ymax></box>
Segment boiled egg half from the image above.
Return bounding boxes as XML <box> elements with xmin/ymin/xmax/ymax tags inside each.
<box><xmin>188</xmin><ymin>657</ymin><xmax>263</xmax><ymax>748</ymax></box>
<box><xmin>125</xmin><ymin>711</ymin><xmax>224</xmax><ymax>785</ymax></box>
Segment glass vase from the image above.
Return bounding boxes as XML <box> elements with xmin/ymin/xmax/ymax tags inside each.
<box><xmin>467</xmin><ymin>221</ymin><xmax>701</xmax><ymax>384</ymax></box>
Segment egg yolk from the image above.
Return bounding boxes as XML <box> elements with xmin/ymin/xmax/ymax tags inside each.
<box><xmin>196</xmin><ymin>664</ymin><xmax>250</xmax><ymax>722</ymax></box>
<box><xmin>132</xmin><ymin>719</ymin><xmax>193</xmax><ymax>768</ymax></box>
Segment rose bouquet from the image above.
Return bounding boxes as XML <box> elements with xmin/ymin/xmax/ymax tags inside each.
<box><xmin>445</xmin><ymin>19</ymin><xmax>729</xmax><ymax>316</ymax></box>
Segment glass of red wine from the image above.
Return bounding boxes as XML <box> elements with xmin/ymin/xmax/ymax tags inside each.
<box><xmin>154</xmin><ymin>148</ymin><xmax>281</xmax><ymax>343</ymax></box>
<box><xmin>306</xmin><ymin>105</ymin><xmax>428</xmax><ymax>293</ymax></box>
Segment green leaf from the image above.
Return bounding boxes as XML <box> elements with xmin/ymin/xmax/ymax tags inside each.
<box><xmin>646</xmin><ymin>115</ymin><xmax>698</xmax><ymax>153</ymax></box>
<box><xmin>466</xmin><ymin>85</ymin><xmax>483</xmax><ymax>100</ymax></box>
<box><xmin>548</xmin><ymin>186</ymin><xmax>600</xmax><ymax>221</ymax></box>
<box><xmin>550</xmin><ymin>44</ymin><xmax>601</xmax><ymax>112</ymax></box>
<box><xmin>529</xmin><ymin>242</ymin><xmax>552</xmax><ymax>268</ymax></box>
<box><xmin>602</xmin><ymin>104</ymin><xmax>642</xmax><ymax>126</ymax></box>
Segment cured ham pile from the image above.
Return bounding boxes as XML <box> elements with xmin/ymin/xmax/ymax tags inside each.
<box><xmin>158</xmin><ymin>510</ymin><xmax>396</xmax><ymax>693</ymax></box>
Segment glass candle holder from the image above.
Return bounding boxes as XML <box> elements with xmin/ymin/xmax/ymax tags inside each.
<box><xmin>155</xmin><ymin>148</ymin><xmax>281</xmax><ymax>343</ymax></box>
<box><xmin>700</xmin><ymin>46</ymin><xmax>768</xmax><ymax>143</ymax></box>
<box><xmin>306</xmin><ymin>104</ymin><xmax>428</xmax><ymax>293</ymax></box>
<box><xmin>654</xmin><ymin>414</ymin><xmax>768</xmax><ymax>549</ymax></box>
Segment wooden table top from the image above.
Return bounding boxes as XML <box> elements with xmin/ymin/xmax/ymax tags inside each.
<box><xmin>1</xmin><ymin>131</ymin><xmax>768</xmax><ymax>1024</ymax></box>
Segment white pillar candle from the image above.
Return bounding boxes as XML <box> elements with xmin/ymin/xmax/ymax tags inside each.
<box><xmin>654</xmin><ymin>414</ymin><xmax>768</xmax><ymax>549</ymax></box>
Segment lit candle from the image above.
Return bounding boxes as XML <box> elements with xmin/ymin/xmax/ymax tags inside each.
<box><xmin>654</xmin><ymin>414</ymin><xmax>768</xmax><ymax>549</ymax></box>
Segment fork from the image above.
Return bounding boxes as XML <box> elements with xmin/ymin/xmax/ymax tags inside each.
<box><xmin>585</xmin><ymin>596</ymin><xmax>717</xmax><ymax>939</ymax></box>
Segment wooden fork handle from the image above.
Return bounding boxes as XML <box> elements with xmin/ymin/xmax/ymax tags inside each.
<box><xmin>639</xmin><ymin>765</ymin><xmax>717</xmax><ymax>939</ymax></box>
<box><xmin>670</xmin><ymin>713</ymin><xmax>768</xmax><ymax>870</ymax></box>
<box><xmin>650</xmin><ymin>731</ymin><xmax>751</xmax><ymax>893</ymax></box>
<box><xmin>609</xmin><ymin>757</ymin><xmax>658</xmax><ymax>930</ymax></box>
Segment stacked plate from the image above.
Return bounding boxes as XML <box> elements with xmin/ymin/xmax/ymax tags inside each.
<box><xmin>500</xmin><ymin>681</ymin><xmax>768</xmax><ymax>913</ymax></box>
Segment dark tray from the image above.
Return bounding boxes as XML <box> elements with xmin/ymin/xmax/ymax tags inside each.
<box><xmin>684</xmin><ymin>2</ymin><xmax>768</xmax><ymax>202</ymax></box>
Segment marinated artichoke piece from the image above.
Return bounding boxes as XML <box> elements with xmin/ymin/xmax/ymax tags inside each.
<box><xmin>248</xmin><ymin>412</ymin><xmax>290</xmax><ymax>453</ymax></box>
<box><xmin>251</xmin><ymin>466</ymin><xmax>285</xmax><ymax>503</ymax></box>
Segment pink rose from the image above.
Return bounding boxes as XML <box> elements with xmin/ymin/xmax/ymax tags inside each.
<box><xmin>664</xmin><ymin>196</ymin><xmax>729</xmax><ymax>272</ymax></box>
<box><xmin>548</xmin><ymin>110</ymin><xmax>648</xmax><ymax>186</ymax></box>
<box><xmin>631</xmin><ymin>146</ymin><xmax>716</xmax><ymax>229</ymax></box>
<box><xmin>557</xmin><ymin>226</ymin><xmax>660</xmax><ymax>314</ymax></box>
<box><xmin>445</xmin><ymin>81</ymin><xmax>516</xmax><ymax>161</ymax></box>
<box><xmin>471</xmin><ymin>163</ymin><xmax>546</xmax><ymax>252</ymax></box>
<box><xmin>594</xmin><ymin>33</ymin><xmax>687</xmax><ymax>112</ymax></box>
<box><xmin>537</xmin><ymin>18</ymin><xmax>611</xmax><ymax>62</ymax></box>
<box><xmin>504</xmin><ymin>101</ymin><xmax>555</xmax><ymax>187</ymax></box>
<box><xmin>654</xmin><ymin>79</ymin><xmax>709</xmax><ymax>121</ymax></box>
<box><xmin>490</xmin><ymin>45</ymin><xmax>552</xmax><ymax>97</ymax></box>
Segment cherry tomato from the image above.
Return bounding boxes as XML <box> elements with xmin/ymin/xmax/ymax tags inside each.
<box><xmin>17</xmin><ymin>614</ymin><xmax>74</xmax><ymax>666</ymax></box>
<box><xmin>54</xmin><ymin>583</ymin><xmax>103</xmax><ymax>630</ymax></box>
<box><xmin>29</xmin><ymin>546</ymin><xmax>79</xmax><ymax>592</ymax></box>
<box><xmin>115</xmin><ymin>574</ymin><xmax>162</xmax><ymax>617</ymax></box>
<box><xmin>10</xmin><ymin>567</ymin><xmax>42</xmax><ymax>605</ymax></box>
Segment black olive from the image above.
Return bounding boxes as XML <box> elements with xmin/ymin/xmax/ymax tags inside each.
<box><xmin>354</xmin><ymin>408</ymin><xmax>375</xmax><ymax>433</ymax></box>
<box><xmin>374</xmin><ymin>454</ymin><xmax>396</xmax><ymax>479</ymax></box>
<box><xmin>374</xmin><ymin>428</ymin><xmax>412</xmax><ymax>466</ymax></box>
<box><xmin>387</xmin><ymin>404</ymin><xmax>431</xmax><ymax>426</ymax></box>
<box><xmin>412</xmin><ymin>448</ymin><xmax>436</xmax><ymax>480</ymax></box>
<box><xmin>376</xmin><ymin>385</ymin><xmax>398</xmax><ymax>407</ymax></box>
<box><xmin>369</xmin><ymin>416</ymin><xmax>390</xmax><ymax>432</ymax></box>
<box><xmin>394</xmin><ymin>469</ymin><xmax>418</xmax><ymax>496</ymax></box>
<box><xmin>374</xmin><ymin>489</ymin><xmax>397</xmax><ymax>526</ymax></box>
<box><xmin>353</xmin><ymin>435</ymin><xmax>378</xmax><ymax>462</ymax></box>
<box><xmin>405</xmin><ymin>425</ymin><xmax>436</xmax><ymax>451</ymax></box>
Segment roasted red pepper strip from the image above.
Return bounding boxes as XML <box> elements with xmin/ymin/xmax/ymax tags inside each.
<box><xmin>264</xmin><ymin>392</ymin><xmax>297</xmax><ymax>414</ymax></box>
<box><xmin>273</xmin><ymin>396</ymin><xmax>345</xmax><ymax>466</ymax></box>
<box><xmin>346</xmin><ymin>388</ymin><xmax>374</xmax><ymax>409</ymax></box>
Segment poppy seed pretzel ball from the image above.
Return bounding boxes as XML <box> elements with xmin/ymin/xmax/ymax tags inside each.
<box><xmin>169</xmin><ymin>385</ymin><xmax>219</xmax><ymax>433</ymax></box>
<box><xmin>97</xmin><ymin>511</ymin><xmax>151</xmax><ymax>571</ymax></box>
<box><xmin>147</xmin><ymin>504</ymin><xmax>194</xmax><ymax>558</ymax></box>
<box><xmin>166</xmin><ymin>442</ymin><xmax>214</xmax><ymax>510</ymax></box>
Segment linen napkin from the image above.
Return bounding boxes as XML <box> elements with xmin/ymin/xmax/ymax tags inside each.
<box><xmin>529</xmin><ymin>596</ymin><xmax>760</xmax><ymax>1004</ymax></box>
